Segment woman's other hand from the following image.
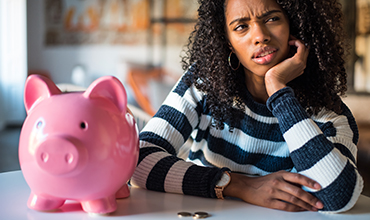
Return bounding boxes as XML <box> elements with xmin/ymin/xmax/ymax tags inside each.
<box><xmin>223</xmin><ymin>171</ymin><xmax>324</xmax><ymax>212</ymax></box>
<box><xmin>265</xmin><ymin>36</ymin><xmax>309</xmax><ymax>97</ymax></box>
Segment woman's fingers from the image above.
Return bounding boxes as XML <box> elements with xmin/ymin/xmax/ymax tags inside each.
<box><xmin>276</xmin><ymin>183</ymin><xmax>322</xmax><ymax>211</ymax></box>
<box><xmin>229</xmin><ymin>171</ymin><xmax>324</xmax><ymax>212</ymax></box>
<box><xmin>265</xmin><ymin>38</ymin><xmax>309</xmax><ymax>96</ymax></box>
<box><xmin>288</xmin><ymin>39</ymin><xmax>310</xmax><ymax>59</ymax></box>
<box><xmin>279</xmin><ymin>172</ymin><xmax>324</xmax><ymax>210</ymax></box>
<box><xmin>282</xmin><ymin>172</ymin><xmax>321</xmax><ymax>190</ymax></box>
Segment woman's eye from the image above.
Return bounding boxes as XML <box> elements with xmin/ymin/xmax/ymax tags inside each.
<box><xmin>267</xmin><ymin>17</ymin><xmax>280</xmax><ymax>22</ymax></box>
<box><xmin>235</xmin><ymin>24</ymin><xmax>247</xmax><ymax>31</ymax></box>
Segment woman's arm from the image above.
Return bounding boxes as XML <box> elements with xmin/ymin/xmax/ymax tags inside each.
<box><xmin>262</xmin><ymin>36</ymin><xmax>363</xmax><ymax>213</ymax></box>
<box><xmin>130</xmin><ymin>72</ymin><xmax>227</xmax><ymax>198</ymax></box>
<box><xmin>222</xmin><ymin>87</ymin><xmax>362</xmax><ymax>213</ymax></box>
<box><xmin>266</xmin><ymin>87</ymin><xmax>363</xmax><ymax>213</ymax></box>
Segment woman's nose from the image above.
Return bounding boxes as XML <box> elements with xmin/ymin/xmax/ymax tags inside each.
<box><xmin>252</xmin><ymin>24</ymin><xmax>271</xmax><ymax>45</ymax></box>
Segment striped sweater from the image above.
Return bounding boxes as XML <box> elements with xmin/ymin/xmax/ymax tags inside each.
<box><xmin>131</xmin><ymin>71</ymin><xmax>363</xmax><ymax>213</ymax></box>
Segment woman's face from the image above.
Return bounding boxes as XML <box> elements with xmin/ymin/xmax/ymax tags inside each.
<box><xmin>225</xmin><ymin>0</ymin><xmax>290</xmax><ymax>77</ymax></box>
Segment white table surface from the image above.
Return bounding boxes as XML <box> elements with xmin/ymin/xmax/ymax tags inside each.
<box><xmin>1</xmin><ymin>171</ymin><xmax>370</xmax><ymax>220</ymax></box>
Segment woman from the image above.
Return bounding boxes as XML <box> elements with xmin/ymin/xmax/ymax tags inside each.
<box><xmin>131</xmin><ymin>0</ymin><xmax>363</xmax><ymax>213</ymax></box>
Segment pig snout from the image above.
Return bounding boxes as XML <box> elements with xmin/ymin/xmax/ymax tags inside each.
<box><xmin>35</xmin><ymin>137</ymin><xmax>87</xmax><ymax>176</ymax></box>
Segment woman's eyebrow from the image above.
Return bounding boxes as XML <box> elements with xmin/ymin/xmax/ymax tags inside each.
<box><xmin>228</xmin><ymin>9</ymin><xmax>283</xmax><ymax>26</ymax></box>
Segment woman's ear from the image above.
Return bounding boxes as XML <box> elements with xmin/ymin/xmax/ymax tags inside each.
<box><xmin>227</xmin><ymin>41</ymin><xmax>234</xmax><ymax>52</ymax></box>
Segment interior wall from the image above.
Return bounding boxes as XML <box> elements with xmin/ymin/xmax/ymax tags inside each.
<box><xmin>27</xmin><ymin>0</ymin><xmax>185</xmax><ymax>85</ymax></box>
<box><xmin>0</xmin><ymin>0</ymin><xmax>27</xmax><ymax>127</ymax></box>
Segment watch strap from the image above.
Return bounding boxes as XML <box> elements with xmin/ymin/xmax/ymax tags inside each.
<box><xmin>215</xmin><ymin>171</ymin><xmax>231</xmax><ymax>199</ymax></box>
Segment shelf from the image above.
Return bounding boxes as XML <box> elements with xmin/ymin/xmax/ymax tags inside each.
<box><xmin>150</xmin><ymin>18</ymin><xmax>197</xmax><ymax>24</ymax></box>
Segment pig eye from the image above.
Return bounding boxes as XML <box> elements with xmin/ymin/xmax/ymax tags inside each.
<box><xmin>80</xmin><ymin>122</ymin><xmax>87</xmax><ymax>130</ymax></box>
<box><xmin>35</xmin><ymin>118</ymin><xmax>45</xmax><ymax>129</ymax></box>
<box><xmin>36</xmin><ymin>121</ymin><xmax>43</xmax><ymax>129</ymax></box>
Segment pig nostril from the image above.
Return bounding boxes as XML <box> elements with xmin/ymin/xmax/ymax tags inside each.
<box><xmin>80</xmin><ymin>122</ymin><xmax>87</xmax><ymax>129</ymax></box>
<box><xmin>41</xmin><ymin>153</ymin><xmax>49</xmax><ymax>163</ymax></box>
<box><xmin>65</xmin><ymin>153</ymin><xmax>74</xmax><ymax>164</ymax></box>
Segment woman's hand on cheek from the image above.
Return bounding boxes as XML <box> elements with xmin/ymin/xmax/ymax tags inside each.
<box><xmin>265</xmin><ymin>37</ymin><xmax>310</xmax><ymax>97</ymax></box>
<box><xmin>223</xmin><ymin>171</ymin><xmax>324</xmax><ymax>212</ymax></box>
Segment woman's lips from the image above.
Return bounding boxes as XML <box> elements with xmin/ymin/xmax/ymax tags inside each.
<box><xmin>252</xmin><ymin>50</ymin><xmax>277</xmax><ymax>65</ymax></box>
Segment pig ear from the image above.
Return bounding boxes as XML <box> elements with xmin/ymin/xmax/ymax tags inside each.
<box><xmin>24</xmin><ymin>74</ymin><xmax>62</xmax><ymax>113</ymax></box>
<box><xmin>83</xmin><ymin>76</ymin><xmax>127</xmax><ymax>114</ymax></box>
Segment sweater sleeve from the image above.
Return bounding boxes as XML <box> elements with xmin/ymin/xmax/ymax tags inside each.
<box><xmin>130</xmin><ymin>71</ymin><xmax>227</xmax><ymax>198</ymax></box>
<box><xmin>266</xmin><ymin>87</ymin><xmax>363</xmax><ymax>213</ymax></box>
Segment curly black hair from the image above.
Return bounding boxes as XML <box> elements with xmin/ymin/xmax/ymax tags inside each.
<box><xmin>181</xmin><ymin>0</ymin><xmax>348</xmax><ymax>130</ymax></box>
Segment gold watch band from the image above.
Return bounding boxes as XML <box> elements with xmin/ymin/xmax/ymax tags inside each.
<box><xmin>215</xmin><ymin>171</ymin><xmax>231</xmax><ymax>199</ymax></box>
<box><xmin>215</xmin><ymin>186</ymin><xmax>226</xmax><ymax>199</ymax></box>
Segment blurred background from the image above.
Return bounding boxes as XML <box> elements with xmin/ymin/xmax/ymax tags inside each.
<box><xmin>0</xmin><ymin>0</ymin><xmax>369</xmax><ymax>196</ymax></box>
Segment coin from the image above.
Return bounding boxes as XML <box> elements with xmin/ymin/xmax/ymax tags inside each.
<box><xmin>193</xmin><ymin>211</ymin><xmax>210</xmax><ymax>219</ymax></box>
<box><xmin>178</xmin><ymin>211</ymin><xmax>192</xmax><ymax>217</ymax></box>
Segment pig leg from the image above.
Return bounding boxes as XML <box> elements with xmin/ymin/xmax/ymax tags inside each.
<box><xmin>115</xmin><ymin>184</ymin><xmax>130</xmax><ymax>199</ymax></box>
<box><xmin>27</xmin><ymin>192</ymin><xmax>65</xmax><ymax>211</ymax></box>
<box><xmin>80</xmin><ymin>195</ymin><xmax>117</xmax><ymax>214</ymax></box>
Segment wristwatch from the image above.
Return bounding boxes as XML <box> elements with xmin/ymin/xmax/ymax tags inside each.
<box><xmin>215</xmin><ymin>171</ymin><xmax>231</xmax><ymax>199</ymax></box>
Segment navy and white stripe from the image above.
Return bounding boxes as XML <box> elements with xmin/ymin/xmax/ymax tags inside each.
<box><xmin>131</xmin><ymin>71</ymin><xmax>363</xmax><ymax>213</ymax></box>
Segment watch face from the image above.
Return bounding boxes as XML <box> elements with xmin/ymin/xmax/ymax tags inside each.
<box><xmin>217</xmin><ymin>172</ymin><xmax>231</xmax><ymax>187</ymax></box>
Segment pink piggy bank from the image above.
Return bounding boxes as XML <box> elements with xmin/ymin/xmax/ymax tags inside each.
<box><xmin>18</xmin><ymin>74</ymin><xmax>139</xmax><ymax>214</ymax></box>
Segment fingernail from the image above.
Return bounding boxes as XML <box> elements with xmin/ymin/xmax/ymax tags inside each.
<box><xmin>316</xmin><ymin>201</ymin><xmax>324</xmax><ymax>209</ymax></box>
<box><xmin>314</xmin><ymin>183</ymin><xmax>321</xmax><ymax>189</ymax></box>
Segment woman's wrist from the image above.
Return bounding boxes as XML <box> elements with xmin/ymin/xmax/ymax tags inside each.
<box><xmin>223</xmin><ymin>173</ymin><xmax>251</xmax><ymax>199</ymax></box>
<box><xmin>264</xmin><ymin>75</ymin><xmax>286</xmax><ymax>97</ymax></box>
